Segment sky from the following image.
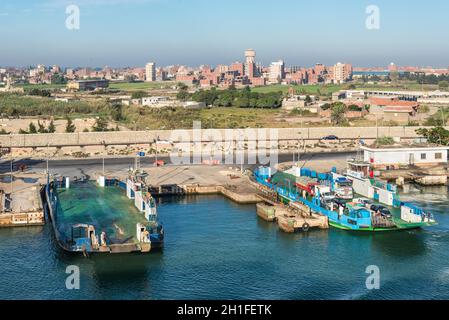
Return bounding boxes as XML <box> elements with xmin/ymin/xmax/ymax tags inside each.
<box><xmin>0</xmin><ymin>0</ymin><xmax>448</xmax><ymax>68</ymax></box>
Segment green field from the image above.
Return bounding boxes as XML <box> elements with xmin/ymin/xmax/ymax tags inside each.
<box><xmin>252</xmin><ymin>84</ymin><xmax>345</xmax><ymax>95</ymax></box>
<box><xmin>109</xmin><ymin>81</ymin><xmax>176</xmax><ymax>91</ymax></box>
<box><xmin>17</xmin><ymin>83</ymin><xmax>67</xmax><ymax>90</ymax></box>
<box><xmin>15</xmin><ymin>81</ymin><xmax>176</xmax><ymax>92</ymax></box>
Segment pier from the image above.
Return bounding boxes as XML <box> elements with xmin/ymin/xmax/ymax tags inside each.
<box><xmin>0</xmin><ymin>173</ymin><xmax>45</xmax><ymax>227</ymax></box>
<box><xmin>256</xmin><ymin>196</ymin><xmax>329</xmax><ymax>233</ymax></box>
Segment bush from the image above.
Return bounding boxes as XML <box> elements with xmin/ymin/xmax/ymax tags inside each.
<box><xmin>376</xmin><ymin>136</ymin><xmax>395</xmax><ymax>146</ymax></box>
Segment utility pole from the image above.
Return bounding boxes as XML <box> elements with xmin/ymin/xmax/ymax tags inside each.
<box><xmin>102</xmin><ymin>141</ymin><xmax>105</xmax><ymax>176</ymax></box>
<box><xmin>46</xmin><ymin>142</ymin><xmax>49</xmax><ymax>176</ymax></box>
<box><xmin>239</xmin><ymin>132</ymin><xmax>244</xmax><ymax>173</ymax></box>
<box><xmin>9</xmin><ymin>134</ymin><xmax>13</xmax><ymax>195</ymax></box>
<box><xmin>375</xmin><ymin>114</ymin><xmax>379</xmax><ymax>146</ymax></box>
<box><xmin>440</xmin><ymin>106</ymin><xmax>445</xmax><ymax>126</ymax></box>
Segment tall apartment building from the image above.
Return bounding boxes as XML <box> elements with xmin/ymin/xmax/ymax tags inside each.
<box><xmin>244</xmin><ymin>49</ymin><xmax>256</xmax><ymax>78</ymax></box>
<box><xmin>145</xmin><ymin>62</ymin><xmax>156</xmax><ymax>82</ymax></box>
<box><xmin>333</xmin><ymin>62</ymin><xmax>353</xmax><ymax>84</ymax></box>
<box><xmin>269</xmin><ymin>60</ymin><xmax>285</xmax><ymax>84</ymax></box>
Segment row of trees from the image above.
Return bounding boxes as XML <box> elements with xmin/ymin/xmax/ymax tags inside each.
<box><xmin>177</xmin><ymin>86</ymin><xmax>283</xmax><ymax>109</ymax></box>
<box><xmin>398</xmin><ymin>72</ymin><xmax>449</xmax><ymax>89</ymax></box>
<box><xmin>19</xmin><ymin>120</ymin><xmax>56</xmax><ymax>134</ymax></box>
<box><xmin>15</xmin><ymin>117</ymin><xmax>118</xmax><ymax>134</ymax></box>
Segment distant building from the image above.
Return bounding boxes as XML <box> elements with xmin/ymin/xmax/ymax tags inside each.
<box><xmin>229</xmin><ymin>62</ymin><xmax>244</xmax><ymax>76</ymax></box>
<box><xmin>269</xmin><ymin>60</ymin><xmax>285</xmax><ymax>84</ymax></box>
<box><xmin>140</xmin><ymin>96</ymin><xmax>172</xmax><ymax>107</ymax></box>
<box><xmin>67</xmin><ymin>79</ymin><xmax>109</xmax><ymax>91</ymax></box>
<box><xmin>388</xmin><ymin>63</ymin><xmax>398</xmax><ymax>73</ymax></box>
<box><xmin>183</xmin><ymin>101</ymin><xmax>206</xmax><ymax>109</ymax></box>
<box><xmin>333</xmin><ymin>62</ymin><xmax>353</xmax><ymax>84</ymax></box>
<box><xmin>244</xmin><ymin>49</ymin><xmax>256</xmax><ymax>78</ymax></box>
<box><xmin>145</xmin><ymin>62</ymin><xmax>156</xmax><ymax>82</ymax></box>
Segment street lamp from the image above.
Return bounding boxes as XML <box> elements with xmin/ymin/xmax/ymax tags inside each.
<box><xmin>9</xmin><ymin>134</ymin><xmax>13</xmax><ymax>195</ymax></box>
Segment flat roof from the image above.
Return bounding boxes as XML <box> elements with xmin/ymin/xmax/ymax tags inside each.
<box><xmin>362</xmin><ymin>143</ymin><xmax>449</xmax><ymax>151</ymax></box>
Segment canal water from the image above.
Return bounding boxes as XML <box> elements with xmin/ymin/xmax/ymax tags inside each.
<box><xmin>0</xmin><ymin>186</ymin><xmax>449</xmax><ymax>300</ymax></box>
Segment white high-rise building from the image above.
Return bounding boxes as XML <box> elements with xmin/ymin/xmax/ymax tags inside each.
<box><xmin>145</xmin><ymin>62</ymin><xmax>156</xmax><ymax>82</ymax></box>
<box><xmin>269</xmin><ymin>60</ymin><xmax>285</xmax><ymax>84</ymax></box>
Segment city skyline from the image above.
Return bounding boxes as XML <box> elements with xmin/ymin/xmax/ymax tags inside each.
<box><xmin>1</xmin><ymin>0</ymin><xmax>449</xmax><ymax>67</ymax></box>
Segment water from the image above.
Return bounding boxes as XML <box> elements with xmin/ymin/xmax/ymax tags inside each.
<box><xmin>0</xmin><ymin>188</ymin><xmax>449</xmax><ymax>300</ymax></box>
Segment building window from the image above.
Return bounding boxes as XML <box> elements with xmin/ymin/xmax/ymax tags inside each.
<box><xmin>421</xmin><ymin>153</ymin><xmax>427</xmax><ymax>160</ymax></box>
<box><xmin>435</xmin><ymin>153</ymin><xmax>443</xmax><ymax>160</ymax></box>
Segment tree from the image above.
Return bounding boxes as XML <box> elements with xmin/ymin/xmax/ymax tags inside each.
<box><xmin>305</xmin><ymin>95</ymin><xmax>312</xmax><ymax>104</ymax></box>
<box><xmin>177</xmin><ymin>82</ymin><xmax>188</xmax><ymax>91</ymax></box>
<box><xmin>110</xmin><ymin>103</ymin><xmax>123</xmax><ymax>121</ymax></box>
<box><xmin>37</xmin><ymin>121</ymin><xmax>47</xmax><ymax>133</ymax></box>
<box><xmin>131</xmin><ymin>91</ymin><xmax>147</xmax><ymax>99</ymax></box>
<box><xmin>28</xmin><ymin>122</ymin><xmax>37</xmax><ymax>134</ymax></box>
<box><xmin>416</xmin><ymin>127</ymin><xmax>449</xmax><ymax>145</ymax></box>
<box><xmin>439</xmin><ymin>81</ymin><xmax>449</xmax><ymax>91</ymax></box>
<box><xmin>47</xmin><ymin>120</ymin><xmax>56</xmax><ymax>133</ymax></box>
<box><xmin>65</xmin><ymin>118</ymin><xmax>76</xmax><ymax>133</ymax></box>
<box><xmin>389</xmin><ymin>71</ymin><xmax>399</xmax><ymax>82</ymax></box>
<box><xmin>347</xmin><ymin>104</ymin><xmax>362</xmax><ymax>111</ymax></box>
<box><xmin>28</xmin><ymin>89</ymin><xmax>51</xmax><ymax>97</ymax></box>
<box><xmin>330</xmin><ymin>102</ymin><xmax>348</xmax><ymax>125</ymax></box>
<box><xmin>51</xmin><ymin>73</ymin><xmax>67</xmax><ymax>85</ymax></box>
<box><xmin>92</xmin><ymin>117</ymin><xmax>109</xmax><ymax>132</ymax></box>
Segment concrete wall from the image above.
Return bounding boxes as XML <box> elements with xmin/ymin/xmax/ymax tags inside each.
<box><xmin>0</xmin><ymin>126</ymin><xmax>444</xmax><ymax>148</ymax></box>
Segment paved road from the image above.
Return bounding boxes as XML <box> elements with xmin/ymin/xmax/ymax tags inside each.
<box><xmin>0</xmin><ymin>151</ymin><xmax>355</xmax><ymax>176</ymax></box>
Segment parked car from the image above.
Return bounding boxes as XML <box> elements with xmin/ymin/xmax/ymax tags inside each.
<box><xmin>357</xmin><ymin>198</ymin><xmax>373</xmax><ymax>208</ymax></box>
<box><xmin>333</xmin><ymin>198</ymin><xmax>347</xmax><ymax>208</ymax></box>
<box><xmin>370</xmin><ymin>204</ymin><xmax>392</xmax><ymax>218</ymax></box>
<box><xmin>321</xmin><ymin>135</ymin><xmax>339</xmax><ymax>141</ymax></box>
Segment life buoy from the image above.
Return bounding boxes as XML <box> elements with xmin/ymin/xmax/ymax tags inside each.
<box><xmin>302</xmin><ymin>222</ymin><xmax>310</xmax><ymax>232</ymax></box>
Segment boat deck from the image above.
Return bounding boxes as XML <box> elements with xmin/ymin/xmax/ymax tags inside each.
<box><xmin>55</xmin><ymin>181</ymin><xmax>149</xmax><ymax>246</ymax></box>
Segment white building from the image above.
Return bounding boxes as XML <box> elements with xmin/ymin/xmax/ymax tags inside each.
<box><xmin>141</xmin><ymin>96</ymin><xmax>172</xmax><ymax>107</ymax></box>
<box><xmin>145</xmin><ymin>62</ymin><xmax>156</xmax><ymax>82</ymax></box>
<box><xmin>268</xmin><ymin>60</ymin><xmax>285</xmax><ymax>84</ymax></box>
<box><xmin>362</xmin><ymin>144</ymin><xmax>449</xmax><ymax>169</ymax></box>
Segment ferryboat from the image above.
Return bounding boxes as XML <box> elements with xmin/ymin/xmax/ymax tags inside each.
<box><xmin>254</xmin><ymin>165</ymin><xmax>436</xmax><ymax>232</ymax></box>
<box><xmin>43</xmin><ymin>171</ymin><xmax>164</xmax><ymax>255</ymax></box>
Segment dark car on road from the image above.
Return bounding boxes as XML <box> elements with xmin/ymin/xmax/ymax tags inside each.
<box><xmin>321</xmin><ymin>135</ymin><xmax>339</xmax><ymax>141</ymax></box>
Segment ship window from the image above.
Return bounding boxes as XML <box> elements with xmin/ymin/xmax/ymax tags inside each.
<box><xmin>435</xmin><ymin>153</ymin><xmax>442</xmax><ymax>160</ymax></box>
<box><xmin>421</xmin><ymin>153</ymin><xmax>427</xmax><ymax>160</ymax></box>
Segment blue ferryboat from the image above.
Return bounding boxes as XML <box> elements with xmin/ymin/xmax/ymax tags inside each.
<box><xmin>254</xmin><ymin>166</ymin><xmax>436</xmax><ymax>232</ymax></box>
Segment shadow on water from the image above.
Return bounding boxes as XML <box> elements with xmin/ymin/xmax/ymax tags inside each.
<box><xmin>338</xmin><ymin>228</ymin><xmax>428</xmax><ymax>258</ymax></box>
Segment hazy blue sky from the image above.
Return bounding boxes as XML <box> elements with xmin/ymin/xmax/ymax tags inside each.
<box><xmin>0</xmin><ymin>0</ymin><xmax>448</xmax><ymax>68</ymax></box>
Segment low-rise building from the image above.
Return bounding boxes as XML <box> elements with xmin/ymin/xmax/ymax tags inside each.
<box><xmin>67</xmin><ymin>79</ymin><xmax>109</xmax><ymax>91</ymax></box>
<box><xmin>141</xmin><ymin>96</ymin><xmax>175</xmax><ymax>108</ymax></box>
<box><xmin>362</xmin><ymin>143</ymin><xmax>449</xmax><ymax>169</ymax></box>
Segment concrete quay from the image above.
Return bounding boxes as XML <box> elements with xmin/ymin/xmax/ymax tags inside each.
<box><xmin>107</xmin><ymin>165</ymin><xmax>263</xmax><ymax>204</ymax></box>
